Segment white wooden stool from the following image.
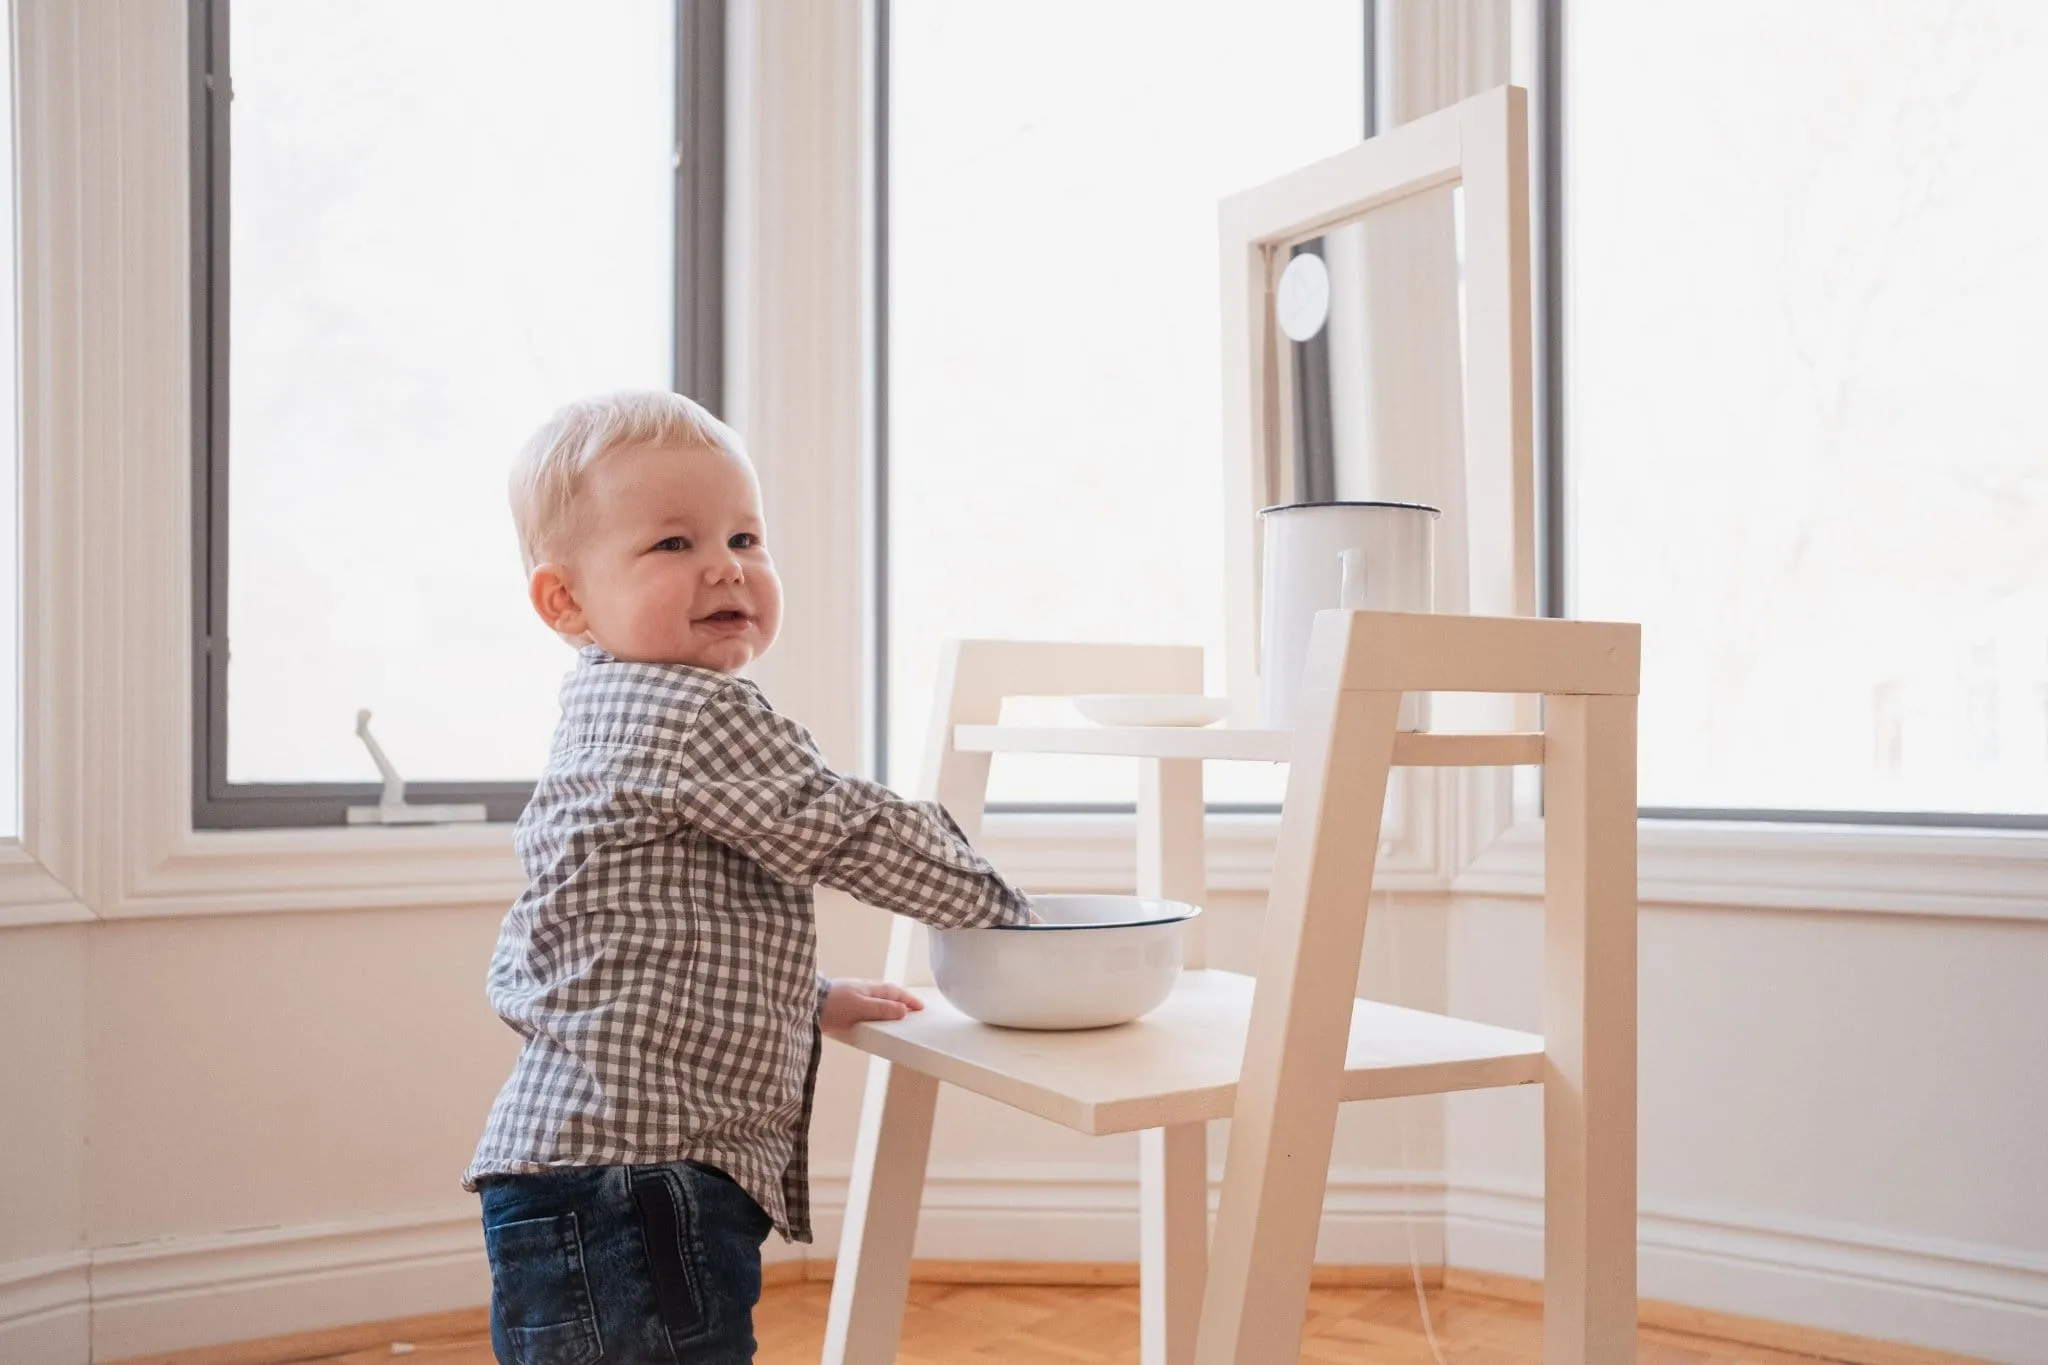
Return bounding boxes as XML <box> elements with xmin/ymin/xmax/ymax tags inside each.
<box><xmin>822</xmin><ymin>609</ymin><xmax>1641</xmax><ymax>1364</ymax></box>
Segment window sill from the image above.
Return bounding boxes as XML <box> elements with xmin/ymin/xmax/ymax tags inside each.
<box><xmin>1455</xmin><ymin>816</ymin><xmax>2048</xmax><ymax>923</ymax></box>
<box><xmin>8</xmin><ymin>802</ymin><xmax>2039</xmax><ymax>929</ymax></box>
<box><xmin>108</xmin><ymin>821</ymin><xmax>525</xmax><ymax>921</ymax></box>
<box><xmin>988</xmin><ymin>809</ymin><xmax>2048</xmax><ymax>924</ymax></box>
<box><xmin>0</xmin><ymin>842</ymin><xmax>94</xmax><ymax>928</ymax></box>
<box><xmin>12</xmin><ymin>806</ymin><xmax>2039</xmax><ymax>927</ymax></box>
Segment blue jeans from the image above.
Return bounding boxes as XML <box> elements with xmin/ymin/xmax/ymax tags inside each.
<box><xmin>479</xmin><ymin>1162</ymin><xmax>774</xmax><ymax>1364</ymax></box>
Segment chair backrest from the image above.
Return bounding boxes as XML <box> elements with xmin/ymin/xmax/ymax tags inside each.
<box><xmin>1217</xmin><ymin>84</ymin><xmax>1536</xmax><ymax>734</ymax></box>
<box><xmin>886</xmin><ymin>639</ymin><xmax>1206</xmax><ymax>984</ymax></box>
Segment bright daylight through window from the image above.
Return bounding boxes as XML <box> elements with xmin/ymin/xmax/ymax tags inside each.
<box><xmin>223</xmin><ymin>2</ymin><xmax>674</xmax><ymax>786</ymax></box>
<box><xmin>1567</xmin><ymin>2</ymin><xmax>2048</xmax><ymax>821</ymax></box>
<box><xmin>884</xmin><ymin>1</ymin><xmax>1366</xmax><ymax>806</ymax></box>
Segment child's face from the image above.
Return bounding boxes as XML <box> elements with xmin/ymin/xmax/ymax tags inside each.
<box><xmin>530</xmin><ymin>443</ymin><xmax>783</xmax><ymax>672</ymax></box>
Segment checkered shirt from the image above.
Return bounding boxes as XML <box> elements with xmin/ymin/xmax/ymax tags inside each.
<box><xmin>465</xmin><ymin>647</ymin><xmax>1030</xmax><ymax>1240</ymax></box>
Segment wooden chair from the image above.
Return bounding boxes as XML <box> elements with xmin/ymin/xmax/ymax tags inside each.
<box><xmin>825</xmin><ymin>635</ymin><xmax>1215</xmax><ymax>1365</ymax></box>
<box><xmin>822</xmin><ymin>609</ymin><xmax>1641</xmax><ymax>1365</ymax></box>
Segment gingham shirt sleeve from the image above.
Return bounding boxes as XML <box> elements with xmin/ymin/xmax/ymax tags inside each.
<box><xmin>674</xmin><ymin>681</ymin><xmax>1032</xmax><ymax>929</ymax></box>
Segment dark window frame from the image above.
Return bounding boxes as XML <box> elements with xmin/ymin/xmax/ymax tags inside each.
<box><xmin>871</xmin><ymin>0</ymin><xmax>1374</xmax><ymax>815</ymax></box>
<box><xmin>188</xmin><ymin>0</ymin><xmax>726</xmax><ymax>829</ymax></box>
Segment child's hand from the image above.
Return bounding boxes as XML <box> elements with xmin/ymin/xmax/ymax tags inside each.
<box><xmin>821</xmin><ymin>979</ymin><xmax>925</xmax><ymax>1032</ymax></box>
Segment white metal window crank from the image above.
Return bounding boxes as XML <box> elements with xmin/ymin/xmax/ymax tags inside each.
<box><xmin>345</xmin><ymin>709</ymin><xmax>489</xmax><ymax>826</ymax></box>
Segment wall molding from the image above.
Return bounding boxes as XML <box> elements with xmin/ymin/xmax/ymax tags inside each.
<box><xmin>6</xmin><ymin>1169</ymin><xmax>1435</xmax><ymax>1363</ymax></box>
<box><xmin>0</xmin><ymin>1252</ymin><xmax>90</xmax><ymax>1365</ymax></box>
<box><xmin>87</xmin><ymin>1209</ymin><xmax>488</xmax><ymax>1364</ymax></box>
<box><xmin>13</xmin><ymin>808</ymin><xmax>2044</xmax><ymax>928</ymax></box>
<box><xmin>14</xmin><ymin>804</ymin><xmax>2046</xmax><ymax>929</ymax></box>
<box><xmin>111</xmin><ymin>828</ymin><xmax>525</xmax><ymax>921</ymax></box>
<box><xmin>0</xmin><ymin>843</ymin><xmax>93</xmax><ymax>927</ymax></box>
<box><xmin>9</xmin><ymin>1167</ymin><xmax>2040</xmax><ymax>1363</ymax></box>
<box><xmin>1456</xmin><ymin>816</ymin><xmax>2048</xmax><ymax>923</ymax></box>
<box><xmin>1447</xmin><ymin>1180</ymin><xmax>2048</xmax><ymax>1364</ymax></box>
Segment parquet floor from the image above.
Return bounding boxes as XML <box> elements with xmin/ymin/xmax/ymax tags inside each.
<box><xmin>288</xmin><ymin>1281</ymin><xmax>1868</xmax><ymax>1364</ymax></box>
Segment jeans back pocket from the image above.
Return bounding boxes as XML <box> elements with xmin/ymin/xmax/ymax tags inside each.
<box><xmin>485</xmin><ymin>1211</ymin><xmax>604</xmax><ymax>1365</ymax></box>
<box><xmin>630</xmin><ymin>1167</ymin><xmax>709</xmax><ymax>1347</ymax></box>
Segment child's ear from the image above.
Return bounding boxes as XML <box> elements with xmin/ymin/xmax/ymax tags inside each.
<box><xmin>529</xmin><ymin>564</ymin><xmax>588</xmax><ymax>639</ymax></box>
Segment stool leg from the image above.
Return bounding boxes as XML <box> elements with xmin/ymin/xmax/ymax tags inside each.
<box><xmin>1542</xmin><ymin>693</ymin><xmax>1638</xmax><ymax>1364</ymax></box>
<box><xmin>1139</xmin><ymin>752</ymin><xmax>1210</xmax><ymax>1365</ymax></box>
<box><xmin>1195</xmin><ymin>683</ymin><xmax>1401</xmax><ymax>1365</ymax></box>
<box><xmin>823</xmin><ymin>1058</ymin><xmax>939</xmax><ymax>1365</ymax></box>
<box><xmin>1138</xmin><ymin>757</ymin><xmax>1208</xmax><ymax>965</ymax></box>
<box><xmin>1141</xmin><ymin>1122</ymin><xmax>1208</xmax><ymax>1365</ymax></box>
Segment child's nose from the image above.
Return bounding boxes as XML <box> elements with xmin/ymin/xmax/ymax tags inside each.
<box><xmin>705</xmin><ymin>549</ymin><xmax>745</xmax><ymax>582</ymax></box>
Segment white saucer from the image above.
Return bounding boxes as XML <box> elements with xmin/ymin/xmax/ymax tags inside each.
<box><xmin>1073</xmin><ymin>694</ymin><xmax>1229</xmax><ymax>728</ymax></box>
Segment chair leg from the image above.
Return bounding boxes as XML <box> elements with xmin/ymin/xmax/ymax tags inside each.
<box><xmin>1138</xmin><ymin>757</ymin><xmax>1208</xmax><ymax>967</ymax></box>
<box><xmin>1542</xmin><ymin>693</ymin><xmax>1639</xmax><ymax>1364</ymax></box>
<box><xmin>822</xmin><ymin>1058</ymin><xmax>939</xmax><ymax>1365</ymax></box>
<box><xmin>1195</xmin><ymin>683</ymin><xmax>1401</xmax><ymax>1365</ymax></box>
<box><xmin>1140</xmin><ymin>1122</ymin><xmax>1208</xmax><ymax>1365</ymax></box>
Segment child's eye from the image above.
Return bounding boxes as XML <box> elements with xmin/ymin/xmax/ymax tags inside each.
<box><xmin>728</xmin><ymin>533</ymin><xmax>758</xmax><ymax>550</ymax></box>
<box><xmin>653</xmin><ymin>535</ymin><xmax>689</xmax><ymax>553</ymax></box>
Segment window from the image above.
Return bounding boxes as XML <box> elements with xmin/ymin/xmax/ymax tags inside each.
<box><xmin>191</xmin><ymin>1</ymin><xmax>723</xmax><ymax>827</ymax></box>
<box><xmin>879</xmin><ymin>1</ymin><xmax>1370</xmax><ymax>807</ymax></box>
<box><xmin>1559</xmin><ymin>2</ymin><xmax>2048</xmax><ymax>825</ymax></box>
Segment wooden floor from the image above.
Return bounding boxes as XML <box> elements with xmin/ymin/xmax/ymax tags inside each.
<box><xmin>282</xmin><ymin>1281</ymin><xmax>1892</xmax><ymax>1365</ymax></box>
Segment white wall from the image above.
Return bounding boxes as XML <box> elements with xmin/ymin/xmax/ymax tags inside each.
<box><xmin>0</xmin><ymin>926</ymin><xmax>90</xmax><ymax>1362</ymax></box>
<box><xmin>85</xmin><ymin>909</ymin><xmax>511</xmax><ymax>1247</ymax></box>
<box><xmin>1443</xmin><ymin>896</ymin><xmax>2048</xmax><ymax>1361</ymax></box>
<box><xmin>0</xmin><ymin>878</ymin><xmax>1454</xmax><ymax>1362</ymax></box>
<box><xmin>9</xmin><ymin>880</ymin><xmax>2044</xmax><ymax>1363</ymax></box>
<box><xmin>0</xmin><ymin>908</ymin><xmax>516</xmax><ymax>1361</ymax></box>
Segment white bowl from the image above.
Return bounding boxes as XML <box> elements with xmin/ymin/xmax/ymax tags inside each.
<box><xmin>1073</xmin><ymin>694</ymin><xmax>1229</xmax><ymax>728</ymax></box>
<box><xmin>929</xmin><ymin>894</ymin><xmax>1201</xmax><ymax>1031</ymax></box>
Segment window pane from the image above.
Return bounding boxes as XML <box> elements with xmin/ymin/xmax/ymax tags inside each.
<box><xmin>226</xmin><ymin>2</ymin><xmax>674</xmax><ymax>783</ymax></box>
<box><xmin>886</xmin><ymin>1</ymin><xmax>1364</xmax><ymax>804</ymax></box>
<box><xmin>1567</xmin><ymin>2</ymin><xmax>2048</xmax><ymax>817</ymax></box>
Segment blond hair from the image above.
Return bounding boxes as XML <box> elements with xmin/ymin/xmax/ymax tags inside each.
<box><xmin>509</xmin><ymin>390</ymin><xmax>747</xmax><ymax>571</ymax></box>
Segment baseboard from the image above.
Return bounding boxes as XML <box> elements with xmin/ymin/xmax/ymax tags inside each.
<box><xmin>88</xmin><ymin>1207</ymin><xmax>490</xmax><ymax>1364</ymax></box>
<box><xmin>104</xmin><ymin>1308</ymin><xmax>490</xmax><ymax>1365</ymax></box>
<box><xmin>0</xmin><ymin>1252</ymin><xmax>91</xmax><ymax>1365</ymax></box>
<box><xmin>1446</xmin><ymin>1181</ymin><xmax>2048</xmax><ymax>1365</ymax></box>
<box><xmin>1443</xmin><ymin>1268</ymin><xmax>1996</xmax><ymax>1365</ymax></box>
<box><xmin>13</xmin><ymin>1168</ymin><xmax>2038</xmax><ymax>1364</ymax></box>
<box><xmin>102</xmin><ymin>1259</ymin><xmax>1432</xmax><ymax>1365</ymax></box>
<box><xmin>57</xmin><ymin>1167</ymin><xmax>1437</xmax><ymax>1362</ymax></box>
<box><xmin>763</xmin><ymin>1257</ymin><xmax>1441</xmax><ymax>1290</ymax></box>
<box><xmin>84</xmin><ymin>1258</ymin><xmax>2007</xmax><ymax>1365</ymax></box>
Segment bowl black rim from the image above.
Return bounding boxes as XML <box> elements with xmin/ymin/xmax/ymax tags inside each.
<box><xmin>986</xmin><ymin>904</ymin><xmax>1204</xmax><ymax>932</ymax></box>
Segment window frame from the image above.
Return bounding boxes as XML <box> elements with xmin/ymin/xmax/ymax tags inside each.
<box><xmin>11</xmin><ymin>0</ymin><xmax>2044</xmax><ymax>923</ymax></box>
<box><xmin>186</xmin><ymin>0</ymin><xmax>727</xmax><ymax>829</ymax></box>
<box><xmin>1538</xmin><ymin>0</ymin><xmax>2048</xmax><ymax>831</ymax></box>
<box><xmin>869</xmin><ymin>0</ymin><xmax>1375</xmax><ymax>815</ymax></box>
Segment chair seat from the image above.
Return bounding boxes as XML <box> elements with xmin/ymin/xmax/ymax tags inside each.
<box><xmin>834</xmin><ymin>969</ymin><xmax>1544</xmax><ymax>1135</ymax></box>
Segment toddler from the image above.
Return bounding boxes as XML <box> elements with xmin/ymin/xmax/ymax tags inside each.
<box><xmin>467</xmin><ymin>391</ymin><xmax>1030</xmax><ymax>1363</ymax></box>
